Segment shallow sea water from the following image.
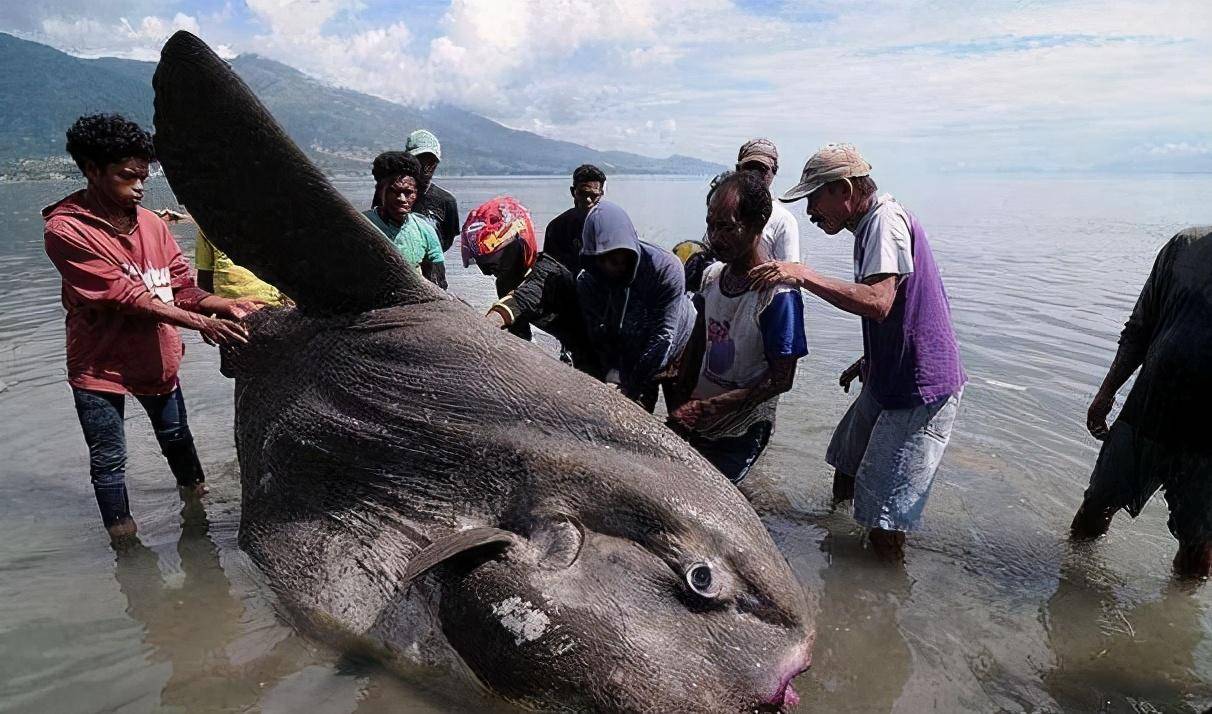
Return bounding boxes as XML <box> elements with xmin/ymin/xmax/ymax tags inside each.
<box><xmin>1</xmin><ymin>173</ymin><xmax>1209</xmax><ymax>713</ymax></box>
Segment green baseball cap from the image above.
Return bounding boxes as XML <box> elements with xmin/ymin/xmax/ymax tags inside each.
<box><xmin>405</xmin><ymin>129</ymin><xmax>441</xmax><ymax>161</ymax></box>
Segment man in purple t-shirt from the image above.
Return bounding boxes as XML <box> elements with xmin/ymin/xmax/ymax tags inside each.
<box><xmin>751</xmin><ymin>144</ymin><xmax>967</xmax><ymax>561</ymax></box>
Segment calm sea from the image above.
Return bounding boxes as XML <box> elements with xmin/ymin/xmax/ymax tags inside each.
<box><xmin>0</xmin><ymin>174</ymin><xmax>1209</xmax><ymax>713</ymax></box>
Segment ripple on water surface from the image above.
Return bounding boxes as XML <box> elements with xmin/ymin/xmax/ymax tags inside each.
<box><xmin>1</xmin><ymin>175</ymin><xmax>1210</xmax><ymax>713</ymax></box>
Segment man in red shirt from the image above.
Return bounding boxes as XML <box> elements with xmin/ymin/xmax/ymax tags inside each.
<box><xmin>44</xmin><ymin>114</ymin><xmax>261</xmax><ymax>541</ymax></box>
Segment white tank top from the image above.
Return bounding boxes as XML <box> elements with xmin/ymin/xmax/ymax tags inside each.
<box><xmin>691</xmin><ymin>262</ymin><xmax>795</xmax><ymax>438</ymax></box>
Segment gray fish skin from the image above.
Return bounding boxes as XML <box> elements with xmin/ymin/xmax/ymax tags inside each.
<box><xmin>153</xmin><ymin>30</ymin><xmax>813</xmax><ymax>713</ymax></box>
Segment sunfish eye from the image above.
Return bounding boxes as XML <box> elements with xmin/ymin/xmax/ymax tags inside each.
<box><xmin>685</xmin><ymin>562</ymin><xmax>718</xmax><ymax>598</ymax></box>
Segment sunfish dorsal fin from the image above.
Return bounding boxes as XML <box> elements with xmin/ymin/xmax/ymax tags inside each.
<box><xmin>152</xmin><ymin>31</ymin><xmax>440</xmax><ymax>314</ymax></box>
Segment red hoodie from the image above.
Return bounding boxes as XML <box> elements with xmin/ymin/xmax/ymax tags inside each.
<box><xmin>43</xmin><ymin>190</ymin><xmax>209</xmax><ymax>395</ymax></box>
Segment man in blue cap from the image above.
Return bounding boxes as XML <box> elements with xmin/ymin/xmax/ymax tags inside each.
<box><xmin>405</xmin><ymin>129</ymin><xmax>460</xmax><ymax>252</ymax></box>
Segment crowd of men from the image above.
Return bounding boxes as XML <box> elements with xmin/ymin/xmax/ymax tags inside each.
<box><xmin>43</xmin><ymin>113</ymin><xmax>1212</xmax><ymax>576</ymax></box>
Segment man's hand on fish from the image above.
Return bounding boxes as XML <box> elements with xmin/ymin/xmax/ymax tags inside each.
<box><xmin>198</xmin><ymin>315</ymin><xmax>249</xmax><ymax>345</ymax></box>
<box><xmin>669</xmin><ymin>399</ymin><xmax>713</xmax><ymax>432</ymax></box>
<box><xmin>221</xmin><ymin>298</ymin><xmax>267</xmax><ymax>321</ymax></box>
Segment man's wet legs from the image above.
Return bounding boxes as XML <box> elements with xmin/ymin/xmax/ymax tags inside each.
<box><xmin>72</xmin><ymin>387</ymin><xmax>137</xmax><ymax>540</ymax></box>
<box><xmin>868</xmin><ymin>528</ymin><xmax>906</xmax><ymax>562</ymax></box>
<box><xmin>1069</xmin><ymin>496</ymin><xmax>1117</xmax><ymax>540</ymax></box>
<box><xmin>832</xmin><ymin>469</ymin><xmax>855</xmax><ymax>504</ymax></box>
<box><xmin>1174</xmin><ymin>541</ymin><xmax>1212</xmax><ymax>579</ymax></box>
<box><xmin>136</xmin><ymin>388</ymin><xmax>208</xmax><ymax>498</ymax></box>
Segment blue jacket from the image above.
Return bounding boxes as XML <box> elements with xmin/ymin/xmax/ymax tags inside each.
<box><xmin>576</xmin><ymin>201</ymin><xmax>696</xmax><ymax>399</ymax></box>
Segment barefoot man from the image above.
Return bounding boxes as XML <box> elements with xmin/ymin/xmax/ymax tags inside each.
<box><xmin>44</xmin><ymin>114</ymin><xmax>260</xmax><ymax>541</ymax></box>
<box><xmin>751</xmin><ymin>143</ymin><xmax>966</xmax><ymax>561</ymax></box>
<box><xmin>1071</xmin><ymin>227</ymin><xmax>1212</xmax><ymax>578</ymax></box>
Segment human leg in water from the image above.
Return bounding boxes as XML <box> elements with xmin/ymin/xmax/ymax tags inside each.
<box><xmin>868</xmin><ymin>528</ymin><xmax>906</xmax><ymax>562</ymax></box>
<box><xmin>137</xmin><ymin>388</ymin><xmax>208</xmax><ymax>498</ymax></box>
<box><xmin>1069</xmin><ymin>496</ymin><xmax>1117</xmax><ymax>540</ymax></box>
<box><xmin>72</xmin><ymin>387</ymin><xmax>137</xmax><ymax>540</ymax></box>
<box><xmin>832</xmin><ymin>469</ymin><xmax>855</xmax><ymax>504</ymax></box>
<box><xmin>1173</xmin><ymin>541</ymin><xmax>1212</xmax><ymax>579</ymax></box>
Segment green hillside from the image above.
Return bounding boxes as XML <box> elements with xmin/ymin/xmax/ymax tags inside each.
<box><xmin>0</xmin><ymin>33</ymin><xmax>723</xmax><ymax>178</ymax></box>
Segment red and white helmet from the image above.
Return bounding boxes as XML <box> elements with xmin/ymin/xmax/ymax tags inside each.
<box><xmin>460</xmin><ymin>196</ymin><xmax>537</xmax><ymax>269</ymax></box>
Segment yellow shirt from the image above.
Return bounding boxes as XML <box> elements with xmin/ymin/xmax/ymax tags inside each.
<box><xmin>195</xmin><ymin>231</ymin><xmax>286</xmax><ymax>305</ymax></box>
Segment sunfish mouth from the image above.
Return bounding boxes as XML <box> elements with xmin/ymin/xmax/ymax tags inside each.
<box><xmin>758</xmin><ymin>651</ymin><xmax>811</xmax><ymax>711</ymax></box>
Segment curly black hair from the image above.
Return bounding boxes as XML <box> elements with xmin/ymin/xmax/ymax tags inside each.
<box><xmin>572</xmin><ymin>163</ymin><xmax>606</xmax><ymax>186</ymax></box>
<box><xmin>371</xmin><ymin>151</ymin><xmax>422</xmax><ymax>207</ymax></box>
<box><xmin>711</xmin><ymin>170</ymin><xmax>771</xmax><ymax>231</ymax></box>
<box><xmin>65</xmin><ymin>114</ymin><xmax>155</xmax><ymax>174</ymax></box>
<box><xmin>372</xmin><ymin>151</ymin><xmax>421</xmax><ymax>184</ymax></box>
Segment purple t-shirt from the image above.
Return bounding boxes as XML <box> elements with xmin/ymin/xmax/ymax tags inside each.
<box><xmin>854</xmin><ymin>198</ymin><xmax>966</xmax><ymax>408</ymax></box>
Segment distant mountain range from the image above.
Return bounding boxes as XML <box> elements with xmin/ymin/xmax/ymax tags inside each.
<box><xmin>0</xmin><ymin>33</ymin><xmax>724</xmax><ymax>179</ymax></box>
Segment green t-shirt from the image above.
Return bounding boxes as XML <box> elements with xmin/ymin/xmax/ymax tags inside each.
<box><xmin>362</xmin><ymin>209</ymin><xmax>445</xmax><ymax>271</ymax></box>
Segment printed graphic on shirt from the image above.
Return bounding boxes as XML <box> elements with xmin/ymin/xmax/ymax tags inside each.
<box><xmin>126</xmin><ymin>263</ymin><xmax>174</xmax><ymax>304</ymax></box>
<box><xmin>706</xmin><ymin>317</ymin><xmax>737</xmax><ymax>384</ymax></box>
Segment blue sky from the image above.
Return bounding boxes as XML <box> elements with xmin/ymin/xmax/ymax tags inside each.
<box><xmin>3</xmin><ymin>1</ymin><xmax>1211</xmax><ymax>174</ymax></box>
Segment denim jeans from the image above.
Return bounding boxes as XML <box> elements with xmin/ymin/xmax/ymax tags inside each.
<box><xmin>687</xmin><ymin>421</ymin><xmax>773</xmax><ymax>485</ymax></box>
<box><xmin>71</xmin><ymin>386</ymin><xmax>205</xmax><ymax>527</ymax></box>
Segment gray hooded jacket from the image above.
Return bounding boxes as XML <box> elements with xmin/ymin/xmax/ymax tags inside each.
<box><xmin>576</xmin><ymin>201</ymin><xmax>696</xmax><ymax>399</ymax></box>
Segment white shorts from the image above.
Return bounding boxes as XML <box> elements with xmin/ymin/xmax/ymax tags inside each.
<box><xmin>826</xmin><ymin>386</ymin><xmax>962</xmax><ymax>532</ymax></box>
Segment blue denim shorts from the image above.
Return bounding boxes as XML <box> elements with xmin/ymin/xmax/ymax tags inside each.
<box><xmin>826</xmin><ymin>387</ymin><xmax>962</xmax><ymax>532</ymax></box>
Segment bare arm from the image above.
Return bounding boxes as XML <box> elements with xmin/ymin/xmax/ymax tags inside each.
<box><xmin>45</xmin><ymin>225</ymin><xmax>250</xmax><ymax>344</ymax></box>
<box><xmin>1086</xmin><ymin>240</ymin><xmax>1169</xmax><ymax>439</ymax></box>
<box><xmin>750</xmin><ymin>262</ymin><xmax>897</xmax><ymax>321</ymax></box>
<box><xmin>124</xmin><ymin>292</ymin><xmax>249</xmax><ymax>344</ymax></box>
<box><xmin>669</xmin><ymin>356</ymin><xmax>798</xmax><ymax>435</ymax></box>
<box><xmin>1085</xmin><ymin>330</ymin><xmax>1147</xmax><ymax>440</ymax></box>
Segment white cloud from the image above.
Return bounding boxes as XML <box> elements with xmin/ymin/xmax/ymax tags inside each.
<box><xmin>5</xmin><ymin>0</ymin><xmax>1212</xmax><ymax>168</ymax></box>
<box><xmin>1147</xmin><ymin>142</ymin><xmax>1212</xmax><ymax>156</ymax></box>
<box><xmin>120</xmin><ymin>13</ymin><xmax>200</xmax><ymax>42</ymax></box>
<box><xmin>244</xmin><ymin>0</ymin><xmax>362</xmax><ymax>36</ymax></box>
<box><xmin>38</xmin><ymin>11</ymin><xmax>202</xmax><ymax>60</ymax></box>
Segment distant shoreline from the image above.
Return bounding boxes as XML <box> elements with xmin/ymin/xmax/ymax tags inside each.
<box><xmin>7</xmin><ymin>168</ymin><xmax>1212</xmax><ymax>186</ymax></box>
<box><xmin>0</xmin><ymin>167</ymin><xmax>720</xmax><ymax>184</ymax></box>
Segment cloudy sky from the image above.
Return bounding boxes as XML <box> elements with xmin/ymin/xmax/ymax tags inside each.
<box><xmin>3</xmin><ymin>0</ymin><xmax>1211</xmax><ymax>173</ymax></box>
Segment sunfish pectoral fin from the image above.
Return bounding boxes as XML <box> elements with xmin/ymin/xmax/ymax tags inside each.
<box><xmin>152</xmin><ymin>31</ymin><xmax>440</xmax><ymax>315</ymax></box>
<box><xmin>401</xmin><ymin>527</ymin><xmax>522</xmax><ymax>588</ymax></box>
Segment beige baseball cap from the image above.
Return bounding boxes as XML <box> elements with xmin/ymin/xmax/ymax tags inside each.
<box><xmin>779</xmin><ymin>143</ymin><xmax>871</xmax><ymax>203</ymax></box>
<box><xmin>737</xmin><ymin>137</ymin><xmax>778</xmax><ymax>170</ymax></box>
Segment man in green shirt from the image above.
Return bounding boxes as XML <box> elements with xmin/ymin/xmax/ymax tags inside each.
<box><xmin>363</xmin><ymin>151</ymin><xmax>446</xmax><ymax>289</ymax></box>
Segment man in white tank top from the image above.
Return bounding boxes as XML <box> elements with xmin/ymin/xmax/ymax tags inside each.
<box><xmin>667</xmin><ymin>172</ymin><xmax>809</xmax><ymax>484</ymax></box>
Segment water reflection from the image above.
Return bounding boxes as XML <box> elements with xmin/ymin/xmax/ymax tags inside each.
<box><xmin>800</xmin><ymin>530</ymin><xmax>914</xmax><ymax>712</ymax></box>
<box><xmin>1043</xmin><ymin>545</ymin><xmax>1212</xmax><ymax>712</ymax></box>
<box><xmin>113</xmin><ymin>502</ymin><xmax>309</xmax><ymax>711</ymax></box>
<box><xmin>3</xmin><ymin>175</ymin><xmax>1212</xmax><ymax>712</ymax></box>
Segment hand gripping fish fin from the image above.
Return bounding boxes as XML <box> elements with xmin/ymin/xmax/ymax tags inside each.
<box><xmin>152</xmin><ymin>31</ymin><xmax>441</xmax><ymax>315</ymax></box>
<box><xmin>400</xmin><ymin>527</ymin><xmax>521</xmax><ymax>588</ymax></box>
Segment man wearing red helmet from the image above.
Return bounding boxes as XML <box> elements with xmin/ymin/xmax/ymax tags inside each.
<box><xmin>462</xmin><ymin>196</ymin><xmax>600</xmax><ymax>376</ymax></box>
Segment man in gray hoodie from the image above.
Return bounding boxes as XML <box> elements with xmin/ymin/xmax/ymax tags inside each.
<box><xmin>577</xmin><ymin>201</ymin><xmax>696</xmax><ymax>411</ymax></box>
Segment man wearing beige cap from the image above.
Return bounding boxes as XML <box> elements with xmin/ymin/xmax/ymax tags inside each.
<box><xmin>751</xmin><ymin>143</ymin><xmax>967</xmax><ymax>561</ymax></box>
<box><xmin>735</xmin><ymin>138</ymin><xmax>800</xmax><ymax>263</ymax></box>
